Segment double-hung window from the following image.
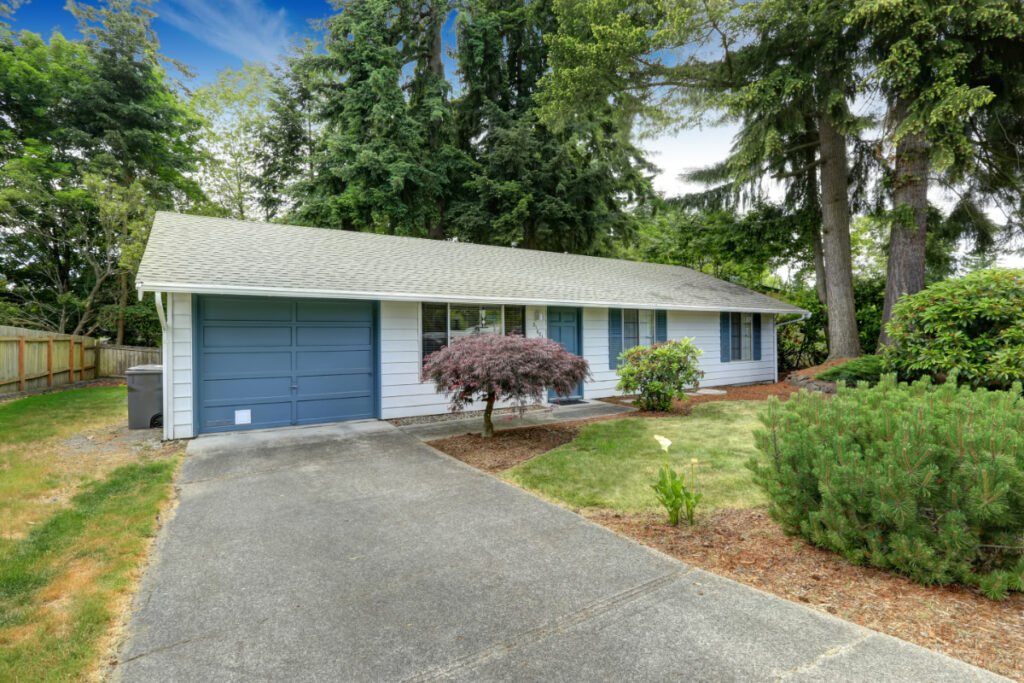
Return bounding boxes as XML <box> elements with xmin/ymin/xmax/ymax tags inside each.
<box><xmin>719</xmin><ymin>312</ymin><xmax>761</xmax><ymax>363</ymax></box>
<box><xmin>421</xmin><ymin>303</ymin><xmax>526</xmax><ymax>362</ymax></box>
<box><xmin>609</xmin><ymin>309</ymin><xmax>666</xmax><ymax>369</ymax></box>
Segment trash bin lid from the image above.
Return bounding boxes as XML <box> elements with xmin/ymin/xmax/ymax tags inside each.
<box><xmin>126</xmin><ymin>364</ymin><xmax>163</xmax><ymax>374</ymax></box>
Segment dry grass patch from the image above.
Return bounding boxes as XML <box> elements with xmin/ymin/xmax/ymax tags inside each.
<box><xmin>0</xmin><ymin>386</ymin><xmax>182</xmax><ymax>681</ymax></box>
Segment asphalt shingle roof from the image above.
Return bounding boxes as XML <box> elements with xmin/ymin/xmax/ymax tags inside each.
<box><xmin>136</xmin><ymin>212</ymin><xmax>806</xmax><ymax>314</ymax></box>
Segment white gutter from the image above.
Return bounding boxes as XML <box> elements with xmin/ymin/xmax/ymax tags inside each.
<box><xmin>136</xmin><ymin>282</ymin><xmax>808</xmax><ymax>316</ymax></box>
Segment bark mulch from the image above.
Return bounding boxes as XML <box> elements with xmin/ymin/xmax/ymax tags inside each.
<box><xmin>584</xmin><ymin>507</ymin><xmax>1024</xmax><ymax>681</ymax></box>
<box><xmin>600</xmin><ymin>380</ymin><xmax>800</xmax><ymax>416</ymax></box>
<box><xmin>428</xmin><ymin>424</ymin><xmax>582</xmax><ymax>473</ymax></box>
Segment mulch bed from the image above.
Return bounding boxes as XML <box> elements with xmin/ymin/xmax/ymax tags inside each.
<box><xmin>429</xmin><ymin>424</ymin><xmax>582</xmax><ymax>472</ymax></box>
<box><xmin>599</xmin><ymin>380</ymin><xmax>800</xmax><ymax>417</ymax></box>
<box><xmin>584</xmin><ymin>508</ymin><xmax>1024</xmax><ymax>681</ymax></box>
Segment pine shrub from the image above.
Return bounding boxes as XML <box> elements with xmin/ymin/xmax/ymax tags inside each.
<box><xmin>815</xmin><ymin>355</ymin><xmax>883</xmax><ymax>385</ymax></box>
<box><xmin>750</xmin><ymin>376</ymin><xmax>1024</xmax><ymax>599</ymax></box>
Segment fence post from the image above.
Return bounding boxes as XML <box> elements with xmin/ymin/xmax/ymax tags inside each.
<box><xmin>17</xmin><ymin>336</ymin><xmax>26</xmax><ymax>392</ymax></box>
<box><xmin>47</xmin><ymin>337</ymin><xmax>54</xmax><ymax>387</ymax></box>
<box><xmin>79</xmin><ymin>341</ymin><xmax>85</xmax><ymax>381</ymax></box>
<box><xmin>68</xmin><ymin>339</ymin><xmax>75</xmax><ymax>384</ymax></box>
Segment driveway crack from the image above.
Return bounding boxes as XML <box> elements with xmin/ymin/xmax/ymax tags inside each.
<box><xmin>404</xmin><ymin>569</ymin><xmax>689</xmax><ymax>682</ymax></box>
<box><xmin>773</xmin><ymin>632</ymin><xmax>872</xmax><ymax>680</ymax></box>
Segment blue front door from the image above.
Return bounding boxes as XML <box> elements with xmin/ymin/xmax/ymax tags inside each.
<box><xmin>196</xmin><ymin>296</ymin><xmax>377</xmax><ymax>433</ymax></box>
<box><xmin>547</xmin><ymin>307</ymin><xmax>583</xmax><ymax>400</ymax></box>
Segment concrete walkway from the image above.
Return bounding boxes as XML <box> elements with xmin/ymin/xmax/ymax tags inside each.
<box><xmin>114</xmin><ymin>422</ymin><xmax>1003</xmax><ymax>682</ymax></box>
<box><xmin>397</xmin><ymin>399</ymin><xmax>635</xmax><ymax>441</ymax></box>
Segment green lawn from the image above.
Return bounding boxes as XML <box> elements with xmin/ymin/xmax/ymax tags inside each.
<box><xmin>505</xmin><ymin>401</ymin><xmax>768</xmax><ymax>513</ymax></box>
<box><xmin>0</xmin><ymin>387</ymin><xmax>180</xmax><ymax>681</ymax></box>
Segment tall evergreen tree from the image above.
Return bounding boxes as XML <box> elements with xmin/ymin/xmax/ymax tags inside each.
<box><xmin>451</xmin><ymin>0</ymin><xmax>653</xmax><ymax>253</ymax></box>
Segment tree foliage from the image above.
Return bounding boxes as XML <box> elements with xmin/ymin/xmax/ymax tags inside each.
<box><xmin>0</xmin><ymin>0</ymin><xmax>204</xmax><ymax>339</ymax></box>
<box><xmin>421</xmin><ymin>334</ymin><xmax>591</xmax><ymax>437</ymax></box>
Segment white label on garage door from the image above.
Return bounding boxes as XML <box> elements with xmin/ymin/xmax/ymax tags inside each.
<box><xmin>234</xmin><ymin>409</ymin><xmax>252</xmax><ymax>425</ymax></box>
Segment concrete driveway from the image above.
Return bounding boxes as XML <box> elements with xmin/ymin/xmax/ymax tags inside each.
<box><xmin>115</xmin><ymin>421</ymin><xmax>1002</xmax><ymax>682</ymax></box>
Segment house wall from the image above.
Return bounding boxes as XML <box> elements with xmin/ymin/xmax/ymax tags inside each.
<box><xmin>379</xmin><ymin>303</ymin><xmax>778</xmax><ymax>418</ymax></box>
<box><xmin>163</xmin><ymin>292</ymin><xmax>194</xmax><ymax>440</ymax></box>
<box><xmin>163</xmin><ymin>296</ymin><xmax>780</xmax><ymax>434</ymax></box>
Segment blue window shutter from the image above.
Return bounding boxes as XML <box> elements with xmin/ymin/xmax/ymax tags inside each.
<box><xmin>753</xmin><ymin>313</ymin><xmax>762</xmax><ymax>361</ymax></box>
<box><xmin>655</xmin><ymin>310</ymin><xmax>667</xmax><ymax>343</ymax></box>
<box><xmin>608</xmin><ymin>308</ymin><xmax>622</xmax><ymax>369</ymax></box>
<box><xmin>720</xmin><ymin>312</ymin><xmax>731</xmax><ymax>363</ymax></box>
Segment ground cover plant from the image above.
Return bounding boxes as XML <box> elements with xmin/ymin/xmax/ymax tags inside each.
<box><xmin>752</xmin><ymin>376</ymin><xmax>1024</xmax><ymax>599</ymax></box>
<box><xmin>0</xmin><ymin>387</ymin><xmax>181</xmax><ymax>680</ymax></box>
<box><xmin>883</xmin><ymin>269</ymin><xmax>1024</xmax><ymax>388</ymax></box>
<box><xmin>616</xmin><ymin>339</ymin><xmax>703</xmax><ymax>411</ymax></box>
<box><xmin>422</xmin><ymin>335</ymin><xmax>590</xmax><ymax>437</ymax></box>
<box><xmin>815</xmin><ymin>355</ymin><xmax>883</xmax><ymax>385</ymax></box>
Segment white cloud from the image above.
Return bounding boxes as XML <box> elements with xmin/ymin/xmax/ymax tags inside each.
<box><xmin>156</xmin><ymin>0</ymin><xmax>289</xmax><ymax>64</ymax></box>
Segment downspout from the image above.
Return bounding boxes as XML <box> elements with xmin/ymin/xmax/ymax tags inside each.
<box><xmin>774</xmin><ymin>312</ymin><xmax>812</xmax><ymax>383</ymax></box>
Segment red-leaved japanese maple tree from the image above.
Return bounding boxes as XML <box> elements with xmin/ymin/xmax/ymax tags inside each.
<box><xmin>421</xmin><ymin>335</ymin><xmax>591</xmax><ymax>437</ymax></box>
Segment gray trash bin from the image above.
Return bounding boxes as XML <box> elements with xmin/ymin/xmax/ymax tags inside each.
<box><xmin>127</xmin><ymin>364</ymin><xmax>163</xmax><ymax>429</ymax></box>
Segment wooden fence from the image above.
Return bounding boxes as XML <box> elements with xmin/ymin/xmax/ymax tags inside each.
<box><xmin>0</xmin><ymin>325</ymin><xmax>160</xmax><ymax>397</ymax></box>
<box><xmin>96</xmin><ymin>344</ymin><xmax>161</xmax><ymax>377</ymax></box>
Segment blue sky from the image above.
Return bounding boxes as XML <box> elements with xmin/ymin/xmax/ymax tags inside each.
<box><xmin>10</xmin><ymin>0</ymin><xmax>333</xmax><ymax>82</ymax></box>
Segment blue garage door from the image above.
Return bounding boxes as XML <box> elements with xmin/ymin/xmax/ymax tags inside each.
<box><xmin>196</xmin><ymin>296</ymin><xmax>377</xmax><ymax>433</ymax></box>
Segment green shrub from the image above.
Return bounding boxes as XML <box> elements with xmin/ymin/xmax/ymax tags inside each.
<box><xmin>882</xmin><ymin>269</ymin><xmax>1024</xmax><ymax>388</ymax></box>
<box><xmin>815</xmin><ymin>355</ymin><xmax>883</xmax><ymax>385</ymax></box>
<box><xmin>750</xmin><ymin>376</ymin><xmax>1024</xmax><ymax>599</ymax></box>
<box><xmin>651</xmin><ymin>463</ymin><xmax>702</xmax><ymax>526</ymax></box>
<box><xmin>617</xmin><ymin>339</ymin><xmax>704</xmax><ymax>411</ymax></box>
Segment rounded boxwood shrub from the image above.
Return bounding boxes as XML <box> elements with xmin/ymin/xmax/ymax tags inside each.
<box><xmin>882</xmin><ymin>268</ymin><xmax>1024</xmax><ymax>388</ymax></box>
<box><xmin>750</xmin><ymin>376</ymin><xmax>1024</xmax><ymax>599</ymax></box>
<box><xmin>616</xmin><ymin>339</ymin><xmax>704</xmax><ymax>411</ymax></box>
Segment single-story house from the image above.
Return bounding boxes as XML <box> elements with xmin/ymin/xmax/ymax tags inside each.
<box><xmin>137</xmin><ymin>212</ymin><xmax>807</xmax><ymax>439</ymax></box>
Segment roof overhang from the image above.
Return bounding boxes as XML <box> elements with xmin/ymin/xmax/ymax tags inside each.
<box><xmin>137</xmin><ymin>281</ymin><xmax>808</xmax><ymax>316</ymax></box>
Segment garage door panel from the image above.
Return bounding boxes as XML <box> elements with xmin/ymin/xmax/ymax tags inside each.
<box><xmin>203</xmin><ymin>325</ymin><xmax>292</xmax><ymax>348</ymax></box>
<box><xmin>202</xmin><ymin>402</ymin><xmax>292</xmax><ymax>431</ymax></box>
<box><xmin>203</xmin><ymin>297</ymin><xmax>292</xmax><ymax>322</ymax></box>
<box><xmin>296</xmin><ymin>300</ymin><xmax>373</xmax><ymax>322</ymax></box>
<box><xmin>296</xmin><ymin>397</ymin><xmax>375</xmax><ymax>423</ymax></box>
<box><xmin>296</xmin><ymin>349</ymin><xmax>373</xmax><ymax>373</ymax></box>
<box><xmin>296</xmin><ymin>325</ymin><xmax>372</xmax><ymax>347</ymax></box>
<box><xmin>298</xmin><ymin>372</ymin><xmax>373</xmax><ymax>398</ymax></box>
<box><xmin>201</xmin><ymin>351</ymin><xmax>292</xmax><ymax>376</ymax></box>
<box><xmin>197</xmin><ymin>296</ymin><xmax>377</xmax><ymax>434</ymax></box>
<box><xmin>203</xmin><ymin>376</ymin><xmax>293</xmax><ymax>402</ymax></box>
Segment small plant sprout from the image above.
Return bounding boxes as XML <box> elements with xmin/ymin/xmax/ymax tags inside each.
<box><xmin>650</xmin><ymin>437</ymin><xmax>704</xmax><ymax>527</ymax></box>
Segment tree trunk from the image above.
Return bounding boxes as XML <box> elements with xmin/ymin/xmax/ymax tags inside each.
<box><xmin>878</xmin><ymin>98</ymin><xmax>929</xmax><ymax>347</ymax></box>
<box><xmin>802</xmin><ymin>123</ymin><xmax>828</xmax><ymax>308</ymax></box>
<box><xmin>817</xmin><ymin>112</ymin><xmax>861</xmax><ymax>359</ymax></box>
<box><xmin>482</xmin><ymin>392</ymin><xmax>496</xmax><ymax>438</ymax></box>
<box><xmin>116</xmin><ymin>270</ymin><xmax>128</xmax><ymax>345</ymax></box>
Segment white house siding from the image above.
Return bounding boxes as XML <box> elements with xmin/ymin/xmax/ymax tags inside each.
<box><xmin>164</xmin><ymin>292</ymin><xmax>194</xmax><ymax>440</ymax></box>
<box><xmin>167</xmin><ymin>298</ymin><xmax>779</xmax><ymax>430</ymax></box>
<box><xmin>666</xmin><ymin>310</ymin><xmax>777</xmax><ymax>388</ymax></box>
